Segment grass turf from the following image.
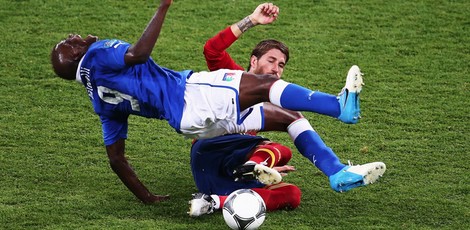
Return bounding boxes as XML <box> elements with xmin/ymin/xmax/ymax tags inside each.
<box><xmin>0</xmin><ymin>0</ymin><xmax>468</xmax><ymax>229</ymax></box>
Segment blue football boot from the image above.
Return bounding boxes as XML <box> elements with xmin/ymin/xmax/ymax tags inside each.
<box><xmin>329</xmin><ymin>162</ymin><xmax>386</xmax><ymax>192</ymax></box>
<box><xmin>337</xmin><ymin>65</ymin><xmax>364</xmax><ymax>124</ymax></box>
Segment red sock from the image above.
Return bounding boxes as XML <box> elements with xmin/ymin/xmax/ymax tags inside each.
<box><xmin>218</xmin><ymin>195</ymin><xmax>227</xmax><ymax>209</ymax></box>
<box><xmin>267</xmin><ymin>143</ymin><xmax>292</xmax><ymax>166</ymax></box>
<box><xmin>252</xmin><ymin>183</ymin><xmax>301</xmax><ymax>211</ymax></box>
<box><xmin>249</xmin><ymin>144</ymin><xmax>290</xmax><ymax>167</ymax></box>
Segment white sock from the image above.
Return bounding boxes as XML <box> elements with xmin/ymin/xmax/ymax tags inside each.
<box><xmin>269</xmin><ymin>80</ymin><xmax>289</xmax><ymax>107</ymax></box>
<box><xmin>210</xmin><ymin>195</ymin><xmax>221</xmax><ymax>209</ymax></box>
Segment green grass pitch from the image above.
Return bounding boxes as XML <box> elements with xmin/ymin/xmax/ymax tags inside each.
<box><xmin>0</xmin><ymin>0</ymin><xmax>468</xmax><ymax>229</ymax></box>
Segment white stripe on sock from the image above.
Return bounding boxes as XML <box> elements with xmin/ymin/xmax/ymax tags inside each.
<box><xmin>269</xmin><ymin>80</ymin><xmax>290</xmax><ymax>107</ymax></box>
<box><xmin>287</xmin><ymin>118</ymin><xmax>314</xmax><ymax>141</ymax></box>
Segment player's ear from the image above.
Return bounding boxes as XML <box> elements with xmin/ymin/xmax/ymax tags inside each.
<box><xmin>249</xmin><ymin>55</ymin><xmax>258</xmax><ymax>71</ymax></box>
<box><xmin>71</xmin><ymin>48</ymin><xmax>84</xmax><ymax>61</ymax></box>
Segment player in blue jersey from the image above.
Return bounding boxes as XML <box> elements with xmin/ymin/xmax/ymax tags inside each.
<box><xmin>51</xmin><ymin>0</ymin><xmax>386</xmax><ymax>204</ymax></box>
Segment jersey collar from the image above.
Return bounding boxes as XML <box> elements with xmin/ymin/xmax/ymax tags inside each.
<box><xmin>75</xmin><ymin>55</ymin><xmax>86</xmax><ymax>83</ymax></box>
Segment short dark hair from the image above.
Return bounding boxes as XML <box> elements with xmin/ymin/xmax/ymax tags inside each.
<box><xmin>247</xmin><ymin>39</ymin><xmax>289</xmax><ymax>70</ymax></box>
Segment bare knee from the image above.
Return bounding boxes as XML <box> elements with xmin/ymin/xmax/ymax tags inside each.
<box><xmin>263</xmin><ymin>103</ymin><xmax>304</xmax><ymax>131</ymax></box>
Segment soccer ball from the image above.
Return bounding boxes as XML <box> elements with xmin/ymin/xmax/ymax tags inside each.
<box><xmin>222</xmin><ymin>189</ymin><xmax>266</xmax><ymax>230</ymax></box>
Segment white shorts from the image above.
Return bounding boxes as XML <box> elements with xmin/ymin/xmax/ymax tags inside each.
<box><xmin>180</xmin><ymin>69</ymin><xmax>264</xmax><ymax>139</ymax></box>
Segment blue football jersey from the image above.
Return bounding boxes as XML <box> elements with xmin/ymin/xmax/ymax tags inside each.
<box><xmin>76</xmin><ymin>39</ymin><xmax>192</xmax><ymax>145</ymax></box>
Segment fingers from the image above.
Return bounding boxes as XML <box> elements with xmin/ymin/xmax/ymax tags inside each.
<box><xmin>250</xmin><ymin>2</ymin><xmax>280</xmax><ymax>25</ymax></box>
<box><xmin>273</xmin><ymin>165</ymin><xmax>296</xmax><ymax>173</ymax></box>
<box><xmin>153</xmin><ymin>194</ymin><xmax>171</xmax><ymax>202</ymax></box>
<box><xmin>260</xmin><ymin>3</ymin><xmax>279</xmax><ymax>17</ymax></box>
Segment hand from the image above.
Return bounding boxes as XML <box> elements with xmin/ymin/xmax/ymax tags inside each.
<box><xmin>273</xmin><ymin>165</ymin><xmax>296</xmax><ymax>177</ymax></box>
<box><xmin>143</xmin><ymin>194</ymin><xmax>170</xmax><ymax>204</ymax></box>
<box><xmin>250</xmin><ymin>3</ymin><xmax>280</xmax><ymax>25</ymax></box>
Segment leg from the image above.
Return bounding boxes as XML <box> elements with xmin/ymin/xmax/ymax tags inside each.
<box><xmin>261</xmin><ymin>104</ymin><xmax>387</xmax><ymax>192</ymax></box>
<box><xmin>232</xmin><ymin>128</ymin><xmax>294</xmax><ymax>185</ymax></box>
<box><xmin>188</xmin><ymin>183</ymin><xmax>302</xmax><ymax>217</ymax></box>
<box><xmin>262</xmin><ymin>102</ymin><xmax>303</xmax><ymax>131</ymax></box>
<box><xmin>239</xmin><ymin>65</ymin><xmax>364</xmax><ymax>124</ymax></box>
<box><xmin>246</xmin><ymin>139</ymin><xmax>293</xmax><ymax>167</ymax></box>
<box><xmin>260</xmin><ymin>104</ymin><xmax>346</xmax><ymax>176</ymax></box>
<box><xmin>253</xmin><ymin>183</ymin><xmax>301</xmax><ymax>211</ymax></box>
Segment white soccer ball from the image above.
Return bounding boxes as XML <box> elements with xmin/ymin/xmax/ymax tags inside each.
<box><xmin>222</xmin><ymin>189</ymin><xmax>266</xmax><ymax>230</ymax></box>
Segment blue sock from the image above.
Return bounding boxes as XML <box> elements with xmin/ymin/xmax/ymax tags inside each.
<box><xmin>279</xmin><ymin>84</ymin><xmax>341</xmax><ymax>118</ymax></box>
<box><xmin>294</xmin><ymin>130</ymin><xmax>345</xmax><ymax>176</ymax></box>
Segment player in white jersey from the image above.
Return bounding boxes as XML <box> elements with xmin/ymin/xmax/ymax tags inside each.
<box><xmin>51</xmin><ymin>0</ymin><xmax>386</xmax><ymax>204</ymax></box>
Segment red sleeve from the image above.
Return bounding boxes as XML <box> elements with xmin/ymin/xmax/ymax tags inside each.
<box><xmin>203</xmin><ymin>26</ymin><xmax>245</xmax><ymax>71</ymax></box>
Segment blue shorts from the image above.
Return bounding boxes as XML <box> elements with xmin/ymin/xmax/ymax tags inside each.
<box><xmin>190</xmin><ymin>134</ymin><xmax>269</xmax><ymax>195</ymax></box>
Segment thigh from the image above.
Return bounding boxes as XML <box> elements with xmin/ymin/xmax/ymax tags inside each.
<box><xmin>191</xmin><ymin>134</ymin><xmax>268</xmax><ymax>195</ymax></box>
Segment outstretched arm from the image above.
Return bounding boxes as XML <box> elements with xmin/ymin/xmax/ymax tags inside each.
<box><xmin>125</xmin><ymin>0</ymin><xmax>173</xmax><ymax>65</ymax></box>
<box><xmin>106</xmin><ymin>139</ymin><xmax>169</xmax><ymax>203</ymax></box>
<box><xmin>203</xmin><ymin>2</ymin><xmax>279</xmax><ymax>71</ymax></box>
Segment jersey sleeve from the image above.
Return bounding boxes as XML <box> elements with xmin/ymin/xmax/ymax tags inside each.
<box><xmin>203</xmin><ymin>27</ymin><xmax>244</xmax><ymax>71</ymax></box>
<box><xmin>95</xmin><ymin>40</ymin><xmax>131</xmax><ymax>71</ymax></box>
<box><xmin>100</xmin><ymin>115</ymin><xmax>129</xmax><ymax>146</ymax></box>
